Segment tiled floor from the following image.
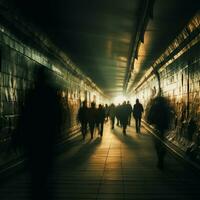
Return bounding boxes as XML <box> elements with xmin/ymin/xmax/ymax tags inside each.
<box><xmin>0</xmin><ymin>122</ymin><xmax>200</xmax><ymax>199</ymax></box>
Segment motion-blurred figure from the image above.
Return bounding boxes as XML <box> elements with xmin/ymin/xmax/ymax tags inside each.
<box><xmin>88</xmin><ymin>102</ymin><xmax>97</xmax><ymax>139</ymax></box>
<box><xmin>116</xmin><ymin>104</ymin><xmax>121</xmax><ymax>126</ymax></box>
<box><xmin>146</xmin><ymin>96</ymin><xmax>172</xmax><ymax>170</ymax></box>
<box><xmin>78</xmin><ymin>100</ymin><xmax>88</xmax><ymax>140</ymax></box>
<box><xmin>126</xmin><ymin>101</ymin><xmax>132</xmax><ymax>126</ymax></box>
<box><xmin>96</xmin><ymin>104</ymin><xmax>105</xmax><ymax>137</ymax></box>
<box><xmin>133</xmin><ymin>99</ymin><xmax>144</xmax><ymax>133</ymax></box>
<box><xmin>17</xmin><ymin>68</ymin><xmax>62</xmax><ymax>199</ymax></box>
<box><xmin>108</xmin><ymin>104</ymin><xmax>116</xmax><ymax>129</ymax></box>
<box><xmin>119</xmin><ymin>101</ymin><xmax>130</xmax><ymax>135</ymax></box>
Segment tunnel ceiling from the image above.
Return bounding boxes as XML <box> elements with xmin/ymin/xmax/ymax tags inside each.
<box><xmin>7</xmin><ymin>0</ymin><xmax>199</xmax><ymax>97</ymax></box>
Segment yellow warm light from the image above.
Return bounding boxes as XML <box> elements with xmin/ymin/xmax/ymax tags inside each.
<box><xmin>113</xmin><ymin>95</ymin><xmax>127</xmax><ymax>105</ymax></box>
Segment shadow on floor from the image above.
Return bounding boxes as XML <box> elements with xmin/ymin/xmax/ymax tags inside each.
<box><xmin>111</xmin><ymin>127</ymin><xmax>141</xmax><ymax>148</ymax></box>
<box><xmin>57</xmin><ymin>137</ymin><xmax>102</xmax><ymax>169</ymax></box>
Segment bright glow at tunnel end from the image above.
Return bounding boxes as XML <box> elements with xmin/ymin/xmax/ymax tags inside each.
<box><xmin>112</xmin><ymin>95</ymin><xmax>127</xmax><ymax>105</ymax></box>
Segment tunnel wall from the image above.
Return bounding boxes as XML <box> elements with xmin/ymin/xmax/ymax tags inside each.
<box><xmin>134</xmin><ymin>14</ymin><xmax>200</xmax><ymax>163</ymax></box>
<box><xmin>0</xmin><ymin>18</ymin><xmax>106</xmax><ymax>168</ymax></box>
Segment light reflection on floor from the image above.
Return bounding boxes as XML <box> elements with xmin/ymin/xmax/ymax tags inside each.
<box><xmin>0</xmin><ymin>121</ymin><xmax>200</xmax><ymax>200</ymax></box>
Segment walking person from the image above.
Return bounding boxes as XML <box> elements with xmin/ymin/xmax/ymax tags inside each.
<box><xmin>116</xmin><ymin>104</ymin><xmax>121</xmax><ymax>126</ymax></box>
<box><xmin>96</xmin><ymin>104</ymin><xmax>105</xmax><ymax>137</ymax></box>
<box><xmin>119</xmin><ymin>101</ymin><xmax>130</xmax><ymax>135</ymax></box>
<box><xmin>88</xmin><ymin>102</ymin><xmax>97</xmax><ymax>139</ymax></box>
<box><xmin>15</xmin><ymin>68</ymin><xmax>62</xmax><ymax>200</ymax></box>
<box><xmin>146</xmin><ymin>96</ymin><xmax>173</xmax><ymax>169</ymax></box>
<box><xmin>77</xmin><ymin>100</ymin><xmax>88</xmax><ymax>140</ymax></box>
<box><xmin>133</xmin><ymin>99</ymin><xmax>144</xmax><ymax>133</ymax></box>
<box><xmin>127</xmin><ymin>101</ymin><xmax>132</xmax><ymax>126</ymax></box>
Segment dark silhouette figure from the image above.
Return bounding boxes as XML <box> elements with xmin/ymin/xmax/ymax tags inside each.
<box><xmin>16</xmin><ymin>68</ymin><xmax>62</xmax><ymax>200</ymax></box>
<box><xmin>146</xmin><ymin>96</ymin><xmax>172</xmax><ymax>170</ymax></box>
<box><xmin>133</xmin><ymin>99</ymin><xmax>144</xmax><ymax>133</ymax></box>
<box><xmin>108</xmin><ymin>104</ymin><xmax>116</xmax><ymax>129</ymax></box>
<box><xmin>88</xmin><ymin>102</ymin><xmax>97</xmax><ymax>139</ymax></box>
<box><xmin>126</xmin><ymin>101</ymin><xmax>132</xmax><ymax>126</ymax></box>
<box><xmin>115</xmin><ymin>104</ymin><xmax>121</xmax><ymax>126</ymax></box>
<box><xmin>96</xmin><ymin>104</ymin><xmax>105</xmax><ymax>137</ymax></box>
<box><xmin>77</xmin><ymin>100</ymin><xmax>88</xmax><ymax>140</ymax></box>
<box><xmin>119</xmin><ymin>101</ymin><xmax>130</xmax><ymax>135</ymax></box>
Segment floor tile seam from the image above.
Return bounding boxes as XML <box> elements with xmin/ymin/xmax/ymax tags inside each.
<box><xmin>96</xmin><ymin>135</ymin><xmax>124</xmax><ymax>199</ymax></box>
<box><xmin>117</xmin><ymin>136</ymin><xmax>125</xmax><ymax>199</ymax></box>
<box><xmin>121</xmin><ymin>152</ymin><xmax>126</xmax><ymax>200</ymax></box>
<box><xmin>95</xmin><ymin>140</ymin><xmax>112</xmax><ymax>200</ymax></box>
<box><xmin>120</xmin><ymin>136</ymin><xmax>129</xmax><ymax>200</ymax></box>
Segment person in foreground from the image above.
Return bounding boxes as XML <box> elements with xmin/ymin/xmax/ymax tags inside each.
<box><xmin>146</xmin><ymin>95</ymin><xmax>173</xmax><ymax>170</ymax></box>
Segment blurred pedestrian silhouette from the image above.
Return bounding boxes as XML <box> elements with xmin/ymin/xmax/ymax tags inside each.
<box><xmin>119</xmin><ymin>101</ymin><xmax>130</xmax><ymax>135</ymax></box>
<box><xmin>96</xmin><ymin>104</ymin><xmax>105</xmax><ymax>137</ymax></box>
<box><xmin>108</xmin><ymin>103</ymin><xmax>116</xmax><ymax>129</ymax></box>
<box><xmin>77</xmin><ymin>100</ymin><xmax>88</xmax><ymax>140</ymax></box>
<box><xmin>133</xmin><ymin>99</ymin><xmax>144</xmax><ymax>133</ymax></box>
<box><xmin>126</xmin><ymin>101</ymin><xmax>132</xmax><ymax>126</ymax></box>
<box><xmin>88</xmin><ymin>102</ymin><xmax>97</xmax><ymax>139</ymax></box>
<box><xmin>16</xmin><ymin>68</ymin><xmax>62</xmax><ymax>199</ymax></box>
<box><xmin>116</xmin><ymin>104</ymin><xmax>121</xmax><ymax>126</ymax></box>
<box><xmin>146</xmin><ymin>96</ymin><xmax>172</xmax><ymax>170</ymax></box>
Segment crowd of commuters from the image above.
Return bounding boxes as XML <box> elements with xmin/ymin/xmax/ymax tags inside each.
<box><xmin>77</xmin><ymin>99</ymin><xmax>144</xmax><ymax>140</ymax></box>
<box><xmin>78</xmin><ymin>97</ymin><xmax>172</xmax><ymax>170</ymax></box>
<box><xmin>78</xmin><ymin>101</ymin><xmax>106</xmax><ymax>140</ymax></box>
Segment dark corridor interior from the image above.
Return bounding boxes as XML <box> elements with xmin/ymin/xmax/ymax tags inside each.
<box><xmin>0</xmin><ymin>1</ymin><xmax>200</xmax><ymax>200</ymax></box>
<box><xmin>4</xmin><ymin>0</ymin><xmax>199</xmax><ymax>96</ymax></box>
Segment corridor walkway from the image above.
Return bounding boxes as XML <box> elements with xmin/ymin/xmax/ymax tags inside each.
<box><xmin>0</xmin><ymin>122</ymin><xmax>200</xmax><ymax>200</ymax></box>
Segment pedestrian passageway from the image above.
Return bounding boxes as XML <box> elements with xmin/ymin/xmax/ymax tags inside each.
<box><xmin>0</xmin><ymin>122</ymin><xmax>200</xmax><ymax>200</ymax></box>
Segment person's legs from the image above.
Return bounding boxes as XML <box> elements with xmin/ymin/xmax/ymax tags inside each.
<box><xmin>122</xmin><ymin>121</ymin><xmax>127</xmax><ymax>135</ymax></box>
<box><xmin>100</xmin><ymin>121</ymin><xmax>104</xmax><ymax>136</ymax></box>
<box><xmin>111</xmin><ymin>117</ymin><xmax>115</xmax><ymax>129</ymax></box>
<box><xmin>138</xmin><ymin>117</ymin><xmax>141</xmax><ymax>133</ymax></box>
<box><xmin>89</xmin><ymin>122</ymin><xmax>95</xmax><ymax>139</ymax></box>
<box><xmin>128</xmin><ymin>114</ymin><xmax>131</xmax><ymax>126</ymax></box>
<box><xmin>122</xmin><ymin>124</ymin><xmax>125</xmax><ymax>134</ymax></box>
<box><xmin>81</xmin><ymin>123</ymin><xmax>84</xmax><ymax>139</ymax></box>
<box><xmin>81</xmin><ymin>122</ymin><xmax>87</xmax><ymax>140</ymax></box>
<box><xmin>155</xmin><ymin>130</ymin><xmax>166</xmax><ymax>169</ymax></box>
<box><xmin>156</xmin><ymin>141</ymin><xmax>165</xmax><ymax>169</ymax></box>
<box><xmin>124</xmin><ymin>124</ymin><xmax>127</xmax><ymax>135</ymax></box>
<box><xmin>135</xmin><ymin>118</ymin><xmax>138</xmax><ymax>132</ymax></box>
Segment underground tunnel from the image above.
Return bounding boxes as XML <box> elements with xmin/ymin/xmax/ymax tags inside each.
<box><xmin>0</xmin><ymin>0</ymin><xmax>200</xmax><ymax>199</ymax></box>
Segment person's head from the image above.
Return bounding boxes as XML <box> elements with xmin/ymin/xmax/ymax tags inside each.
<box><xmin>136</xmin><ymin>99</ymin><xmax>139</xmax><ymax>104</ymax></box>
<box><xmin>91</xmin><ymin>102</ymin><xmax>96</xmax><ymax>108</ymax></box>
